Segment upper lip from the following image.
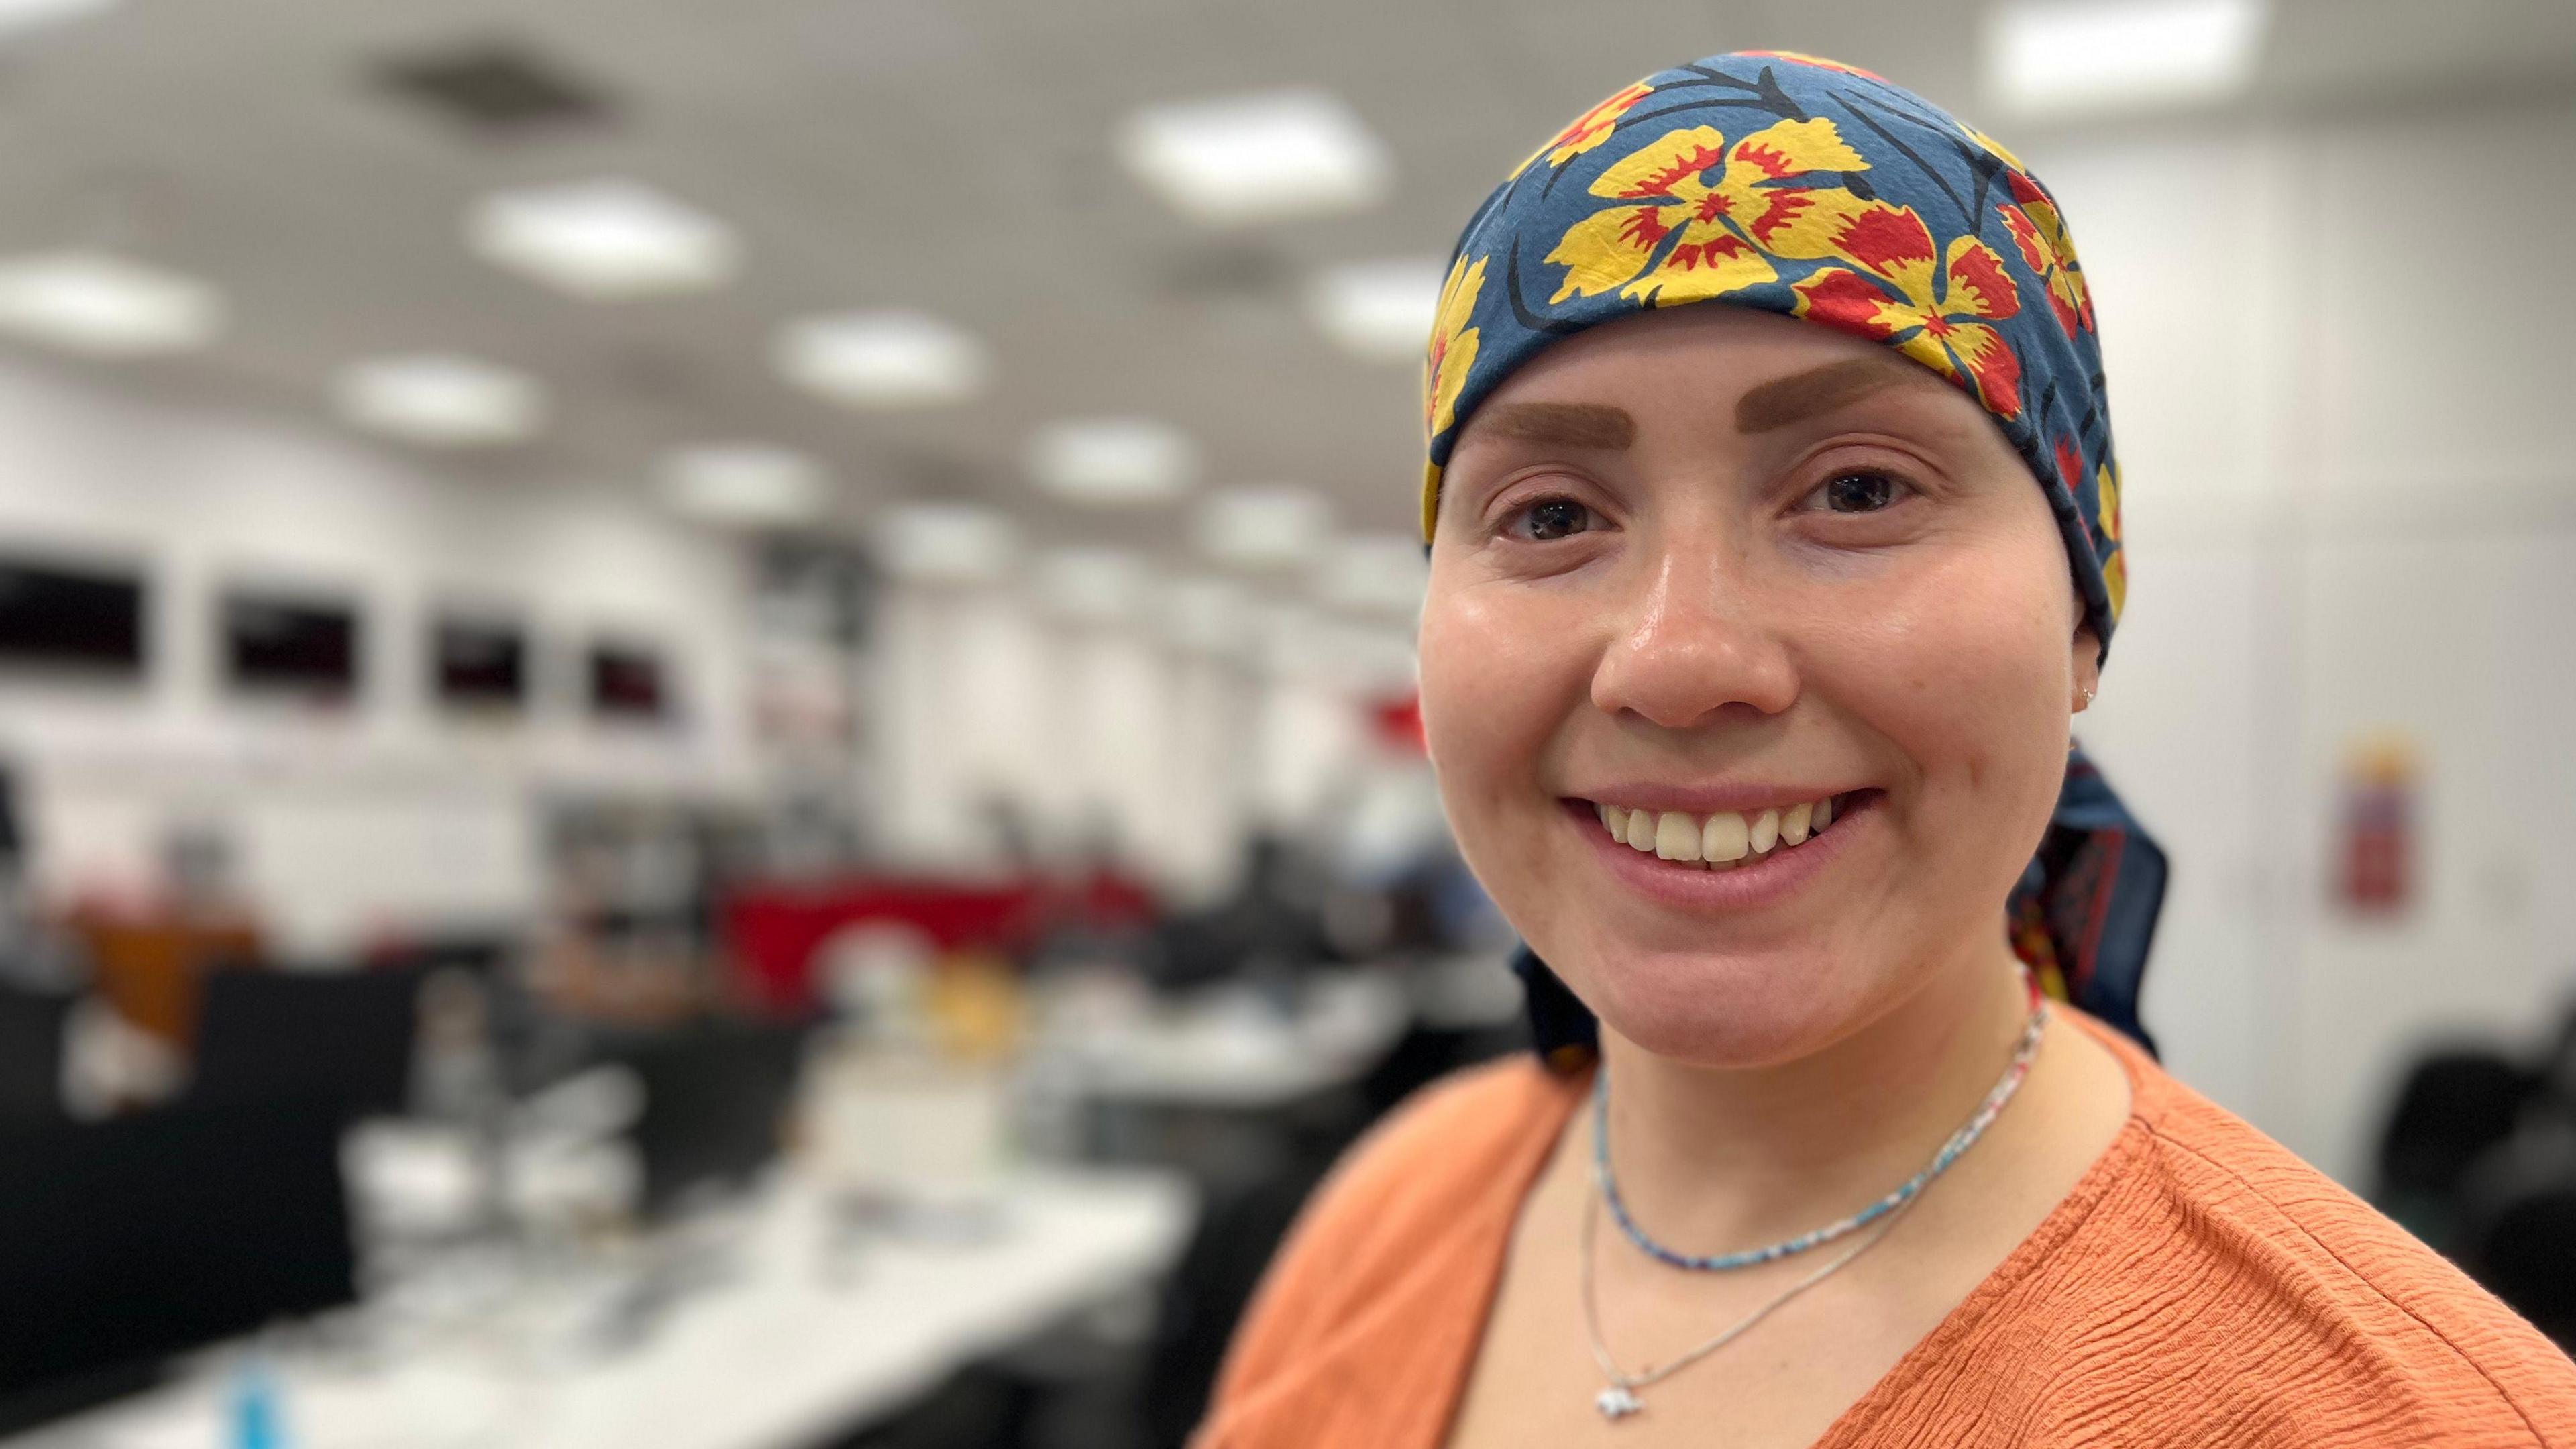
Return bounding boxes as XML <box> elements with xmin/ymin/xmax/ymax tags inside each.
<box><xmin>1567</xmin><ymin>783</ymin><xmax>1859</xmax><ymax>816</ymax></box>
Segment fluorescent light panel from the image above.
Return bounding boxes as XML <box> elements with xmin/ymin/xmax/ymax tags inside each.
<box><xmin>1028</xmin><ymin>418</ymin><xmax>1197</xmax><ymax>506</ymax></box>
<box><xmin>335</xmin><ymin>353</ymin><xmax>544</xmax><ymax>446</ymax></box>
<box><xmin>0</xmin><ymin>251</ymin><xmax>222</xmax><ymax>356</ymax></box>
<box><xmin>1987</xmin><ymin>0</ymin><xmax>2267</xmax><ymax>117</ymax></box>
<box><xmin>1161</xmin><ymin>576</ymin><xmax>1252</xmax><ymax>652</ymax></box>
<box><xmin>468</xmin><ymin>178</ymin><xmax>738</xmax><ymax>299</ymax></box>
<box><xmin>775</xmin><ymin>309</ymin><xmax>988</xmax><ymax>409</ymax></box>
<box><xmin>0</xmin><ymin>0</ymin><xmax>115</xmax><ymax>40</ymax></box>
<box><xmin>1307</xmin><ymin>257</ymin><xmax>1445</xmax><ymax>362</ymax></box>
<box><xmin>877</xmin><ymin>503</ymin><xmax>1018</xmax><ymax>584</ymax></box>
<box><xmin>1036</xmin><ymin>547</ymin><xmax>1150</xmax><ymax>625</ymax></box>
<box><xmin>1119</xmin><ymin>89</ymin><xmax>1392</xmax><ymax>225</ymax></box>
<box><xmin>659</xmin><ymin>443</ymin><xmax>831</xmax><ymax>528</ymax></box>
<box><xmin>1316</xmin><ymin>532</ymin><xmax>1428</xmax><ymax>616</ymax></box>
<box><xmin>1197</xmin><ymin>486</ymin><xmax>1332</xmax><ymax>570</ymax></box>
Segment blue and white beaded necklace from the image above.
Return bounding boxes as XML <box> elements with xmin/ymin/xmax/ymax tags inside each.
<box><xmin>1591</xmin><ymin>993</ymin><xmax>2050</xmax><ymax>1273</ymax></box>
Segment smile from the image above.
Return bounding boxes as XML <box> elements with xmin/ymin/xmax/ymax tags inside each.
<box><xmin>1584</xmin><ymin>792</ymin><xmax>1859</xmax><ymax>870</ymax></box>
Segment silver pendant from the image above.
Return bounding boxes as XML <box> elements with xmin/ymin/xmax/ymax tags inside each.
<box><xmin>1595</xmin><ymin>1384</ymin><xmax>1644</xmax><ymax>1421</ymax></box>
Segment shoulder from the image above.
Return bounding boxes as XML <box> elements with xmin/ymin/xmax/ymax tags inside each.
<box><xmin>1203</xmin><ymin>1055</ymin><xmax>1578</xmax><ymax>1419</ymax></box>
<box><xmin>1955</xmin><ymin>1022</ymin><xmax>2576</xmax><ymax>1444</ymax></box>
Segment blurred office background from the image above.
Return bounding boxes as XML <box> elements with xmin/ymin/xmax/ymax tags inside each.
<box><xmin>1</xmin><ymin>0</ymin><xmax>2574</xmax><ymax>1444</ymax></box>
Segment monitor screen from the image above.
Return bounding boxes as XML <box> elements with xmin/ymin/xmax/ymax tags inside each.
<box><xmin>223</xmin><ymin>591</ymin><xmax>358</xmax><ymax>698</ymax></box>
<box><xmin>433</xmin><ymin>615</ymin><xmax>525</xmax><ymax>708</ymax></box>
<box><xmin>588</xmin><ymin>642</ymin><xmax>667</xmax><ymax>720</ymax></box>
<box><xmin>0</xmin><ymin>556</ymin><xmax>146</xmax><ymax>676</ymax></box>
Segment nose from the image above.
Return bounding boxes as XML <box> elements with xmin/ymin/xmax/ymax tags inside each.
<box><xmin>1589</xmin><ymin>544</ymin><xmax>1799</xmax><ymax>729</ymax></box>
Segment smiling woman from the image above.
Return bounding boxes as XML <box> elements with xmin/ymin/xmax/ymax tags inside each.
<box><xmin>1192</xmin><ymin>52</ymin><xmax>2576</xmax><ymax>1449</ymax></box>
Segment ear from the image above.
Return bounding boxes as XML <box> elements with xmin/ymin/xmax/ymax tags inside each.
<box><xmin>2071</xmin><ymin>625</ymin><xmax>2103</xmax><ymax>712</ymax></box>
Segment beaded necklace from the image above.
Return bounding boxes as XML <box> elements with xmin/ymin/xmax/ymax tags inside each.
<box><xmin>1591</xmin><ymin>991</ymin><xmax>2049</xmax><ymax>1273</ymax></box>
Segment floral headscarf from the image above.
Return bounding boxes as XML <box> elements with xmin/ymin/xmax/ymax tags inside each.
<box><xmin>1422</xmin><ymin>52</ymin><xmax>2165</xmax><ymax>1054</ymax></box>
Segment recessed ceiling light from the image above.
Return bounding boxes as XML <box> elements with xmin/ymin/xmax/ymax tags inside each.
<box><xmin>1028</xmin><ymin>419</ymin><xmax>1198</xmax><ymax>506</ymax></box>
<box><xmin>877</xmin><ymin>503</ymin><xmax>1018</xmax><ymax>584</ymax></box>
<box><xmin>467</xmin><ymin>178</ymin><xmax>738</xmax><ymax>299</ymax></box>
<box><xmin>1307</xmin><ymin>257</ymin><xmax>1445</xmax><ymax>362</ymax></box>
<box><xmin>1118</xmin><ymin>89</ymin><xmax>1393</xmax><ymax>225</ymax></box>
<box><xmin>657</xmin><ymin>443</ymin><xmax>832</xmax><ymax>529</ymax></box>
<box><xmin>0</xmin><ymin>0</ymin><xmax>115</xmax><ymax>41</ymax></box>
<box><xmin>1196</xmin><ymin>486</ymin><xmax>1332</xmax><ymax>570</ymax></box>
<box><xmin>1986</xmin><ymin>0</ymin><xmax>2267</xmax><ymax>118</ymax></box>
<box><xmin>1035</xmin><ymin>547</ymin><xmax>1150</xmax><ymax>625</ymax></box>
<box><xmin>334</xmin><ymin>353</ymin><xmax>545</xmax><ymax>446</ymax></box>
<box><xmin>1315</xmin><ymin>532</ymin><xmax>1428</xmax><ymax>617</ymax></box>
<box><xmin>0</xmin><ymin>251</ymin><xmax>223</xmax><ymax>356</ymax></box>
<box><xmin>774</xmin><ymin>310</ymin><xmax>989</xmax><ymax>409</ymax></box>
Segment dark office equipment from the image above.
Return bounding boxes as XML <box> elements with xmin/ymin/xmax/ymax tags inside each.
<box><xmin>221</xmin><ymin>590</ymin><xmax>359</xmax><ymax>698</ymax></box>
<box><xmin>2459</xmin><ymin>1128</ymin><xmax>2576</xmax><ymax>1348</ymax></box>
<box><xmin>432</xmin><ymin>614</ymin><xmax>527</xmax><ymax>708</ymax></box>
<box><xmin>190</xmin><ymin>966</ymin><xmax>425</xmax><ymax>1120</ymax></box>
<box><xmin>0</xmin><ymin>982</ymin><xmax>69</xmax><ymax>1126</ymax></box>
<box><xmin>2377</xmin><ymin>1049</ymin><xmax>2541</xmax><ymax>1248</ymax></box>
<box><xmin>0</xmin><ymin>555</ymin><xmax>145</xmax><ymax>675</ymax></box>
<box><xmin>588</xmin><ymin>641</ymin><xmax>667</xmax><ymax>720</ymax></box>
<box><xmin>615</xmin><ymin>1018</ymin><xmax>807</xmax><ymax>1217</ymax></box>
<box><xmin>0</xmin><ymin>1095</ymin><xmax>356</xmax><ymax>1434</ymax></box>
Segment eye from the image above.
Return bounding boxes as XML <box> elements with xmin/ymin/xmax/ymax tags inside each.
<box><xmin>1507</xmin><ymin>498</ymin><xmax>1597</xmax><ymax>541</ymax></box>
<box><xmin>1805</xmin><ymin>470</ymin><xmax>1910</xmax><ymax>514</ymax></box>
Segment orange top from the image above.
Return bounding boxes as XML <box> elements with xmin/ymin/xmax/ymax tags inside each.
<box><xmin>1197</xmin><ymin>1012</ymin><xmax>2576</xmax><ymax>1447</ymax></box>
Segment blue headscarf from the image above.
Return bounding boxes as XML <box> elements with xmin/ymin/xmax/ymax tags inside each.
<box><xmin>1422</xmin><ymin>52</ymin><xmax>2165</xmax><ymax>1055</ymax></box>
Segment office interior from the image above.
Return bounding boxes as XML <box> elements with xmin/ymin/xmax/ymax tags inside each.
<box><xmin>0</xmin><ymin>0</ymin><xmax>2573</xmax><ymax>1444</ymax></box>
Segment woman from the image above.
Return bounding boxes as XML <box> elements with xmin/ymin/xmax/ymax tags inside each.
<box><xmin>1194</xmin><ymin>52</ymin><xmax>2576</xmax><ymax>1448</ymax></box>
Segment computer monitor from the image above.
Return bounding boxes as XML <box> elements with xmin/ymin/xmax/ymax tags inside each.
<box><xmin>0</xmin><ymin>1095</ymin><xmax>356</xmax><ymax>1434</ymax></box>
<box><xmin>614</xmin><ymin>1018</ymin><xmax>809</xmax><ymax>1218</ymax></box>
<box><xmin>190</xmin><ymin>966</ymin><xmax>425</xmax><ymax>1121</ymax></box>
<box><xmin>0</xmin><ymin>554</ymin><xmax>146</xmax><ymax>677</ymax></box>
<box><xmin>221</xmin><ymin>589</ymin><xmax>359</xmax><ymax>700</ymax></box>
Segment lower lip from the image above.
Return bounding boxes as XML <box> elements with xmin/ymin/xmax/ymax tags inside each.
<box><xmin>1564</xmin><ymin>792</ymin><xmax>1882</xmax><ymax>913</ymax></box>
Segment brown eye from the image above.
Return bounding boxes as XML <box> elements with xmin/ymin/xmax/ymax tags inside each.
<box><xmin>1818</xmin><ymin>471</ymin><xmax>1903</xmax><ymax>513</ymax></box>
<box><xmin>1515</xmin><ymin>499</ymin><xmax>1594</xmax><ymax>541</ymax></box>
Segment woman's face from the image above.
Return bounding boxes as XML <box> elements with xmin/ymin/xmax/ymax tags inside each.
<box><xmin>1419</xmin><ymin>305</ymin><xmax>2096</xmax><ymax>1068</ymax></box>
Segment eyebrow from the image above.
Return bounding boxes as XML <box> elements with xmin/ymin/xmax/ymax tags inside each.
<box><xmin>1735</xmin><ymin>354</ymin><xmax>1948</xmax><ymax>433</ymax></box>
<box><xmin>1477</xmin><ymin>401</ymin><xmax>1636</xmax><ymax>450</ymax></box>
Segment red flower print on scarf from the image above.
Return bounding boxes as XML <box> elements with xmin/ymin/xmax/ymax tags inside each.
<box><xmin>1792</xmin><ymin>203</ymin><xmax>2025</xmax><ymax>417</ymax></box>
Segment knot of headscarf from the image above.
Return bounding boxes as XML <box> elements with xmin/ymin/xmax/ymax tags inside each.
<box><xmin>1424</xmin><ymin>52</ymin><xmax>2165</xmax><ymax>1057</ymax></box>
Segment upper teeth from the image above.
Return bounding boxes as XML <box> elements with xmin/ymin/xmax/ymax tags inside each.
<box><xmin>1593</xmin><ymin>795</ymin><xmax>1840</xmax><ymax>868</ymax></box>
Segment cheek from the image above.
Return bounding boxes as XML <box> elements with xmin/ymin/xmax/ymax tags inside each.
<box><xmin>1417</xmin><ymin>578</ymin><xmax>1595</xmax><ymax>873</ymax></box>
<box><xmin>1816</xmin><ymin>540</ymin><xmax>2073</xmax><ymax>851</ymax></box>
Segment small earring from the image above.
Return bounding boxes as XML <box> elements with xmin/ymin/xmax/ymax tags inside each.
<box><xmin>2076</xmin><ymin>684</ymin><xmax>2096</xmax><ymax>710</ymax></box>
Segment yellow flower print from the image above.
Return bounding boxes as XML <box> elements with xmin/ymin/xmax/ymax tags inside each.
<box><xmin>1512</xmin><ymin>79</ymin><xmax>1654</xmax><ymax>178</ymax></box>
<box><xmin>2096</xmin><ymin>463</ymin><xmax>2126</xmax><ymax>619</ymax></box>
<box><xmin>1542</xmin><ymin>119</ymin><xmax>1874</xmax><ymax>307</ymax></box>
<box><xmin>1998</xmin><ymin>171</ymin><xmax>2093</xmax><ymax>338</ymax></box>
<box><xmin>1424</xmin><ymin>254</ymin><xmax>1486</xmax><ymax>440</ymax></box>
<box><xmin>1790</xmin><ymin>203</ymin><xmax>2027</xmax><ymax>417</ymax></box>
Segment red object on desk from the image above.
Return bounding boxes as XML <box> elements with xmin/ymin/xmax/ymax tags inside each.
<box><xmin>722</xmin><ymin>873</ymin><xmax>1157</xmax><ymax>1013</ymax></box>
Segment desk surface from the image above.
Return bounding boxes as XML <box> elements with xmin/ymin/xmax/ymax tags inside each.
<box><xmin>9</xmin><ymin>1167</ymin><xmax>1193</xmax><ymax>1449</ymax></box>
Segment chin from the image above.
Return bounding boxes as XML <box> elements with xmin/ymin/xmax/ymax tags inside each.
<box><xmin>1569</xmin><ymin>936</ymin><xmax>1890</xmax><ymax>1069</ymax></box>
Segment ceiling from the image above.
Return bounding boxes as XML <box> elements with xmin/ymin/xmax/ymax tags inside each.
<box><xmin>0</xmin><ymin>0</ymin><xmax>2569</xmax><ymax>561</ymax></box>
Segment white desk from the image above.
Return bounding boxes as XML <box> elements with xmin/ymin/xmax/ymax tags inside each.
<box><xmin>1024</xmin><ymin>970</ymin><xmax>1414</xmax><ymax>1112</ymax></box>
<box><xmin>9</xmin><ymin>1168</ymin><xmax>1194</xmax><ymax>1449</ymax></box>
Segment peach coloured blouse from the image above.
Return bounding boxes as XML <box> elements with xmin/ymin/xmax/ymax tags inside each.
<box><xmin>1195</xmin><ymin>1012</ymin><xmax>2576</xmax><ymax>1447</ymax></box>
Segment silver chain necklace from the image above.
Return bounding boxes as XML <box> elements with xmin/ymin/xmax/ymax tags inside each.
<box><xmin>1580</xmin><ymin>1165</ymin><xmax>1922</xmax><ymax>1421</ymax></box>
<box><xmin>1578</xmin><ymin>996</ymin><xmax>2049</xmax><ymax>1422</ymax></box>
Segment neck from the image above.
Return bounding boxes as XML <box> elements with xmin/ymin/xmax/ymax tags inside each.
<box><xmin>1591</xmin><ymin>939</ymin><xmax>2035</xmax><ymax>1254</ymax></box>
